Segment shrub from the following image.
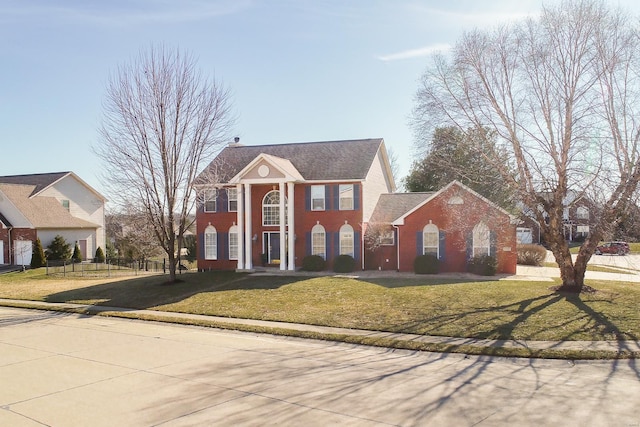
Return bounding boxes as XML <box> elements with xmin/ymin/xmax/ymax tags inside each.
<box><xmin>413</xmin><ymin>254</ymin><xmax>439</xmax><ymax>274</ymax></box>
<box><xmin>94</xmin><ymin>246</ymin><xmax>106</xmax><ymax>263</ymax></box>
<box><xmin>468</xmin><ymin>255</ymin><xmax>497</xmax><ymax>276</ymax></box>
<box><xmin>333</xmin><ymin>254</ymin><xmax>356</xmax><ymax>273</ymax></box>
<box><xmin>46</xmin><ymin>235</ymin><xmax>71</xmax><ymax>261</ymax></box>
<box><xmin>517</xmin><ymin>244</ymin><xmax>547</xmax><ymax>266</ymax></box>
<box><xmin>301</xmin><ymin>255</ymin><xmax>326</xmax><ymax>271</ymax></box>
<box><xmin>72</xmin><ymin>243</ymin><xmax>82</xmax><ymax>263</ymax></box>
<box><xmin>30</xmin><ymin>238</ymin><xmax>46</xmax><ymax>268</ymax></box>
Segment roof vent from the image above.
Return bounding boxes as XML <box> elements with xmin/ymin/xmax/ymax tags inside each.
<box><xmin>229</xmin><ymin>137</ymin><xmax>243</xmax><ymax>147</ymax></box>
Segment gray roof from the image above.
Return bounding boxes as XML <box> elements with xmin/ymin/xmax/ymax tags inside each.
<box><xmin>0</xmin><ymin>172</ymin><xmax>70</xmax><ymax>197</ymax></box>
<box><xmin>369</xmin><ymin>192</ymin><xmax>435</xmax><ymax>223</ymax></box>
<box><xmin>197</xmin><ymin>138</ymin><xmax>384</xmax><ymax>183</ymax></box>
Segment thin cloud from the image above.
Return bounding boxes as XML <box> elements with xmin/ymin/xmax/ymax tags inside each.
<box><xmin>376</xmin><ymin>43</ymin><xmax>451</xmax><ymax>62</ymax></box>
<box><xmin>0</xmin><ymin>0</ymin><xmax>251</xmax><ymax>26</ymax></box>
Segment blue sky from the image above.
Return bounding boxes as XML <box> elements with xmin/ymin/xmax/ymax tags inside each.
<box><xmin>2</xmin><ymin>0</ymin><xmax>629</xmax><ymax>196</ymax></box>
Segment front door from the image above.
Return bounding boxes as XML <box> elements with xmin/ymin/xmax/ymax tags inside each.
<box><xmin>263</xmin><ymin>232</ymin><xmax>281</xmax><ymax>264</ymax></box>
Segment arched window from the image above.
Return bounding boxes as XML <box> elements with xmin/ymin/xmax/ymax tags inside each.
<box><xmin>339</xmin><ymin>224</ymin><xmax>354</xmax><ymax>257</ymax></box>
<box><xmin>263</xmin><ymin>190</ymin><xmax>286</xmax><ymax>226</ymax></box>
<box><xmin>228</xmin><ymin>225</ymin><xmax>238</xmax><ymax>260</ymax></box>
<box><xmin>204</xmin><ymin>225</ymin><xmax>217</xmax><ymax>260</ymax></box>
<box><xmin>311</xmin><ymin>223</ymin><xmax>326</xmax><ymax>259</ymax></box>
<box><xmin>473</xmin><ymin>222</ymin><xmax>490</xmax><ymax>257</ymax></box>
<box><xmin>423</xmin><ymin>223</ymin><xmax>439</xmax><ymax>257</ymax></box>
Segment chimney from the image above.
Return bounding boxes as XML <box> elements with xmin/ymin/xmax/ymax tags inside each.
<box><xmin>229</xmin><ymin>137</ymin><xmax>242</xmax><ymax>147</ymax></box>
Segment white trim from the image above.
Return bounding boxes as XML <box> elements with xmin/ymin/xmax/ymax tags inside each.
<box><xmin>279</xmin><ymin>182</ymin><xmax>286</xmax><ymax>270</ymax></box>
<box><xmin>228</xmin><ymin>153</ymin><xmax>304</xmax><ymax>184</ymax></box>
<box><xmin>236</xmin><ymin>184</ymin><xmax>244</xmax><ymax>269</ymax></box>
<box><xmin>244</xmin><ymin>183</ymin><xmax>252</xmax><ymax>269</ymax></box>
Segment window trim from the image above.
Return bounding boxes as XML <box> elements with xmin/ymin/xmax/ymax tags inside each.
<box><xmin>339</xmin><ymin>224</ymin><xmax>355</xmax><ymax>257</ymax></box>
<box><xmin>339</xmin><ymin>184</ymin><xmax>354</xmax><ymax>211</ymax></box>
<box><xmin>227</xmin><ymin>188</ymin><xmax>238</xmax><ymax>212</ymax></box>
<box><xmin>311</xmin><ymin>185</ymin><xmax>325</xmax><ymax>211</ymax></box>
<box><xmin>472</xmin><ymin>222</ymin><xmax>490</xmax><ymax>257</ymax></box>
<box><xmin>262</xmin><ymin>190</ymin><xmax>282</xmax><ymax>226</ymax></box>
<box><xmin>204</xmin><ymin>225</ymin><xmax>217</xmax><ymax>260</ymax></box>
<box><xmin>423</xmin><ymin>223</ymin><xmax>439</xmax><ymax>257</ymax></box>
<box><xmin>204</xmin><ymin>190</ymin><xmax>217</xmax><ymax>213</ymax></box>
<box><xmin>228</xmin><ymin>225</ymin><xmax>238</xmax><ymax>260</ymax></box>
<box><xmin>380</xmin><ymin>229</ymin><xmax>394</xmax><ymax>246</ymax></box>
<box><xmin>311</xmin><ymin>223</ymin><xmax>326</xmax><ymax>259</ymax></box>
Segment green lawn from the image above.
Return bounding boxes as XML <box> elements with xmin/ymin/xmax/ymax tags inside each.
<box><xmin>1</xmin><ymin>268</ymin><xmax>638</xmax><ymax>344</ymax></box>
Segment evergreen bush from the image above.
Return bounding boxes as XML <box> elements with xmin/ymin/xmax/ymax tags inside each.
<box><xmin>413</xmin><ymin>254</ymin><xmax>439</xmax><ymax>274</ymax></box>
<box><xmin>94</xmin><ymin>246</ymin><xmax>106</xmax><ymax>263</ymax></box>
<box><xmin>333</xmin><ymin>254</ymin><xmax>356</xmax><ymax>273</ymax></box>
<box><xmin>301</xmin><ymin>255</ymin><xmax>326</xmax><ymax>271</ymax></box>
<box><xmin>30</xmin><ymin>238</ymin><xmax>46</xmax><ymax>268</ymax></box>
<box><xmin>72</xmin><ymin>243</ymin><xmax>82</xmax><ymax>263</ymax></box>
<box><xmin>468</xmin><ymin>255</ymin><xmax>497</xmax><ymax>276</ymax></box>
<box><xmin>46</xmin><ymin>235</ymin><xmax>71</xmax><ymax>261</ymax></box>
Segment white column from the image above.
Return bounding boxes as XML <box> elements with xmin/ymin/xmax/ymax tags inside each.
<box><xmin>287</xmin><ymin>181</ymin><xmax>295</xmax><ymax>271</ymax></box>
<box><xmin>279</xmin><ymin>182</ymin><xmax>286</xmax><ymax>270</ymax></box>
<box><xmin>236</xmin><ymin>183</ymin><xmax>244</xmax><ymax>270</ymax></box>
<box><xmin>244</xmin><ymin>183</ymin><xmax>252</xmax><ymax>270</ymax></box>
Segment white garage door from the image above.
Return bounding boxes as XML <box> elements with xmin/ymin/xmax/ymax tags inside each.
<box><xmin>517</xmin><ymin>227</ymin><xmax>533</xmax><ymax>244</ymax></box>
<box><xmin>14</xmin><ymin>240</ymin><xmax>32</xmax><ymax>266</ymax></box>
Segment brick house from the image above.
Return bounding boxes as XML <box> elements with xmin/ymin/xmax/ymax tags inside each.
<box><xmin>195</xmin><ymin>139</ymin><xmax>517</xmax><ymax>274</ymax></box>
<box><xmin>0</xmin><ymin>172</ymin><xmax>106</xmax><ymax>265</ymax></box>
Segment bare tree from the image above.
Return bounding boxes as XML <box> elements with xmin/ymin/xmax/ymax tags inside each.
<box><xmin>413</xmin><ymin>0</ymin><xmax>640</xmax><ymax>292</ymax></box>
<box><xmin>95</xmin><ymin>45</ymin><xmax>234</xmax><ymax>282</ymax></box>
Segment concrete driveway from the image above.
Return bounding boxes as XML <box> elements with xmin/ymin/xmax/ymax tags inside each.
<box><xmin>1</xmin><ymin>306</ymin><xmax>639</xmax><ymax>426</ymax></box>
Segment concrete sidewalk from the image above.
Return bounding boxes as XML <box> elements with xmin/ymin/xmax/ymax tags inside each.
<box><xmin>1</xmin><ymin>298</ymin><xmax>638</xmax><ymax>356</ymax></box>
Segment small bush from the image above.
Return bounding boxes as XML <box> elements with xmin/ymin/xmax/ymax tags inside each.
<box><xmin>72</xmin><ymin>243</ymin><xmax>82</xmax><ymax>263</ymax></box>
<box><xmin>302</xmin><ymin>255</ymin><xmax>326</xmax><ymax>271</ymax></box>
<box><xmin>333</xmin><ymin>254</ymin><xmax>356</xmax><ymax>273</ymax></box>
<box><xmin>517</xmin><ymin>244</ymin><xmax>547</xmax><ymax>266</ymax></box>
<box><xmin>468</xmin><ymin>255</ymin><xmax>497</xmax><ymax>276</ymax></box>
<box><xmin>94</xmin><ymin>246</ymin><xmax>106</xmax><ymax>263</ymax></box>
<box><xmin>31</xmin><ymin>238</ymin><xmax>46</xmax><ymax>268</ymax></box>
<box><xmin>413</xmin><ymin>254</ymin><xmax>439</xmax><ymax>274</ymax></box>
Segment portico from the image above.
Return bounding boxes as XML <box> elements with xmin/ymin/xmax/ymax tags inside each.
<box><xmin>229</xmin><ymin>154</ymin><xmax>302</xmax><ymax>271</ymax></box>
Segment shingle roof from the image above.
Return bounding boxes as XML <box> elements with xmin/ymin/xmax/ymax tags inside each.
<box><xmin>196</xmin><ymin>139</ymin><xmax>384</xmax><ymax>183</ymax></box>
<box><xmin>0</xmin><ymin>183</ymin><xmax>100</xmax><ymax>229</ymax></box>
<box><xmin>369</xmin><ymin>192</ymin><xmax>435</xmax><ymax>223</ymax></box>
<box><xmin>0</xmin><ymin>172</ymin><xmax>70</xmax><ymax>197</ymax></box>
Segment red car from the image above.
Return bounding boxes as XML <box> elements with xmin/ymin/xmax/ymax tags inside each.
<box><xmin>594</xmin><ymin>241</ymin><xmax>630</xmax><ymax>255</ymax></box>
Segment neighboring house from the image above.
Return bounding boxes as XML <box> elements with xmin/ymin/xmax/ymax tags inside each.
<box><xmin>518</xmin><ymin>191</ymin><xmax>594</xmax><ymax>245</ymax></box>
<box><xmin>195</xmin><ymin>138</ymin><xmax>517</xmax><ymax>274</ymax></box>
<box><xmin>0</xmin><ymin>172</ymin><xmax>106</xmax><ymax>265</ymax></box>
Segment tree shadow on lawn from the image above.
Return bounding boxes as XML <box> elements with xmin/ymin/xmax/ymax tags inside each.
<box><xmin>44</xmin><ymin>271</ymin><xmax>304</xmax><ymax>310</ymax></box>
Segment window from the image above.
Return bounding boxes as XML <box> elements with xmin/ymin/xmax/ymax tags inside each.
<box><xmin>61</xmin><ymin>200</ymin><xmax>70</xmax><ymax>211</ymax></box>
<box><xmin>204</xmin><ymin>225</ymin><xmax>217</xmax><ymax>260</ymax></box>
<box><xmin>311</xmin><ymin>223</ymin><xmax>326</xmax><ymax>259</ymax></box>
<box><xmin>472</xmin><ymin>222</ymin><xmax>490</xmax><ymax>257</ymax></box>
<box><xmin>339</xmin><ymin>184</ymin><xmax>354</xmax><ymax>210</ymax></box>
<box><xmin>311</xmin><ymin>185</ymin><xmax>325</xmax><ymax>211</ymax></box>
<box><xmin>262</xmin><ymin>190</ymin><xmax>283</xmax><ymax>226</ymax></box>
<box><xmin>380</xmin><ymin>229</ymin><xmax>394</xmax><ymax>245</ymax></box>
<box><xmin>228</xmin><ymin>188</ymin><xmax>238</xmax><ymax>212</ymax></box>
<box><xmin>204</xmin><ymin>190</ymin><xmax>216</xmax><ymax>212</ymax></box>
<box><xmin>228</xmin><ymin>225</ymin><xmax>238</xmax><ymax>260</ymax></box>
<box><xmin>423</xmin><ymin>223</ymin><xmax>439</xmax><ymax>256</ymax></box>
<box><xmin>339</xmin><ymin>224</ymin><xmax>354</xmax><ymax>257</ymax></box>
<box><xmin>576</xmin><ymin>206</ymin><xmax>589</xmax><ymax>220</ymax></box>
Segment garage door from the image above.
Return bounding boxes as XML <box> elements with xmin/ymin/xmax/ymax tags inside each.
<box><xmin>517</xmin><ymin>227</ymin><xmax>533</xmax><ymax>244</ymax></box>
<box><xmin>14</xmin><ymin>240</ymin><xmax>32</xmax><ymax>266</ymax></box>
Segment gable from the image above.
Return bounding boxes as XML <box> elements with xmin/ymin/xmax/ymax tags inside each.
<box><xmin>392</xmin><ymin>181</ymin><xmax>514</xmax><ymax>226</ymax></box>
